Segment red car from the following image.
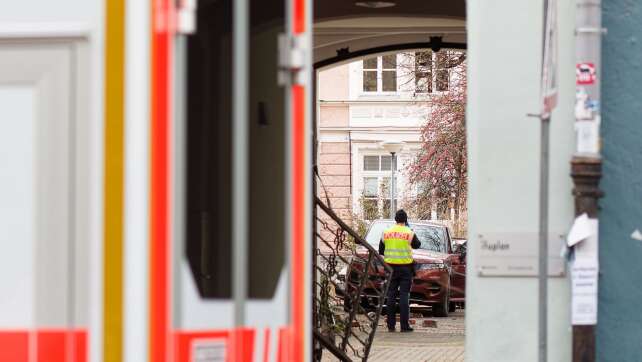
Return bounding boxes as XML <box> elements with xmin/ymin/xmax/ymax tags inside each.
<box><xmin>344</xmin><ymin>220</ymin><xmax>465</xmax><ymax>317</ymax></box>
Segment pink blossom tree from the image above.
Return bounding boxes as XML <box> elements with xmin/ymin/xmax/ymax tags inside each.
<box><xmin>406</xmin><ymin>55</ymin><xmax>467</xmax><ymax>237</ymax></box>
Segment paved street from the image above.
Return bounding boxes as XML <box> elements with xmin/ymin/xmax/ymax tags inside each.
<box><xmin>321</xmin><ymin>308</ymin><xmax>465</xmax><ymax>362</ymax></box>
<box><xmin>369</xmin><ymin>308</ymin><xmax>465</xmax><ymax>362</ymax></box>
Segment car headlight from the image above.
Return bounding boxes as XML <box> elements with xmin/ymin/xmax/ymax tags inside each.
<box><xmin>416</xmin><ymin>262</ymin><xmax>446</xmax><ymax>271</ymax></box>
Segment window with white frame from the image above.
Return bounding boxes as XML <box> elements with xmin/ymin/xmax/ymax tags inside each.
<box><xmin>363</xmin><ymin>155</ymin><xmax>396</xmax><ymax>171</ymax></box>
<box><xmin>362</xmin><ymin>177</ymin><xmax>379</xmax><ymax>220</ymax></box>
<box><xmin>362</xmin><ymin>55</ymin><xmax>398</xmax><ymax>93</ymax></box>
<box><xmin>414</xmin><ymin>51</ymin><xmax>450</xmax><ymax>93</ymax></box>
<box><xmin>360</xmin><ymin>155</ymin><xmax>400</xmax><ymax>219</ymax></box>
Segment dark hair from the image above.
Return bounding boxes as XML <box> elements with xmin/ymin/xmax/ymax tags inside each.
<box><xmin>394</xmin><ymin>209</ymin><xmax>408</xmax><ymax>224</ymax></box>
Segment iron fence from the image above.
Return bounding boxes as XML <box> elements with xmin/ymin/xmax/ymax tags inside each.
<box><xmin>312</xmin><ymin>196</ymin><xmax>392</xmax><ymax>362</ymax></box>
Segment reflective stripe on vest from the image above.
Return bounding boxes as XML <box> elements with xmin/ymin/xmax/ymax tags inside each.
<box><xmin>383</xmin><ymin>224</ymin><xmax>413</xmax><ymax>264</ymax></box>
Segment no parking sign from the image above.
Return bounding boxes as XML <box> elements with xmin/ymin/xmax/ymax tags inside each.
<box><xmin>576</xmin><ymin>63</ymin><xmax>596</xmax><ymax>85</ymax></box>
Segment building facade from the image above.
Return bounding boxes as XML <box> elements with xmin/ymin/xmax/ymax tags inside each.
<box><xmin>317</xmin><ymin>52</ymin><xmax>461</xmax><ymax>223</ymax></box>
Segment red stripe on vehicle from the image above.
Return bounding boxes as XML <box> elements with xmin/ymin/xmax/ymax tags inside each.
<box><xmin>37</xmin><ymin>330</ymin><xmax>66</xmax><ymax>362</ymax></box>
<box><xmin>291</xmin><ymin>84</ymin><xmax>306</xmax><ymax>362</ymax></box>
<box><xmin>0</xmin><ymin>331</ymin><xmax>28</xmax><ymax>362</ymax></box>
<box><xmin>36</xmin><ymin>329</ymin><xmax>88</xmax><ymax>362</ymax></box>
<box><xmin>293</xmin><ymin>0</ymin><xmax>305</xmax><ymax>34</ymax></box>
<box><xmin>231</xmin><ymin>328</ymin><xmax>256</xmax><ymax>362</ymax></box>
<box><xmin>263</xmin><ymin>328</ymin><xmax>271</xmax><ymax>362</ymax></box>
<box><xmin>150</xmin><ymin>0</ymin><xmax>173</xmax><ymax>361</ymax></box>
<box><xmin>74</xmin><ymin>330</ymin><xmax>88</xmax><ymax>362</ymax></box>
<box><xmin>276</xmin><ymin>327</ymin><xmax>288</xmax><ymax>362</ymax></box>
<box><xmin>0</xmin><ymin>329</ymin><xmax>87</xmax><ymax>362</ymax></box>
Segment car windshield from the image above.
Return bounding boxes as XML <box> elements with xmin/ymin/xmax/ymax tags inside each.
<box><xmin>365</xmin><ymin>221</ymin><xmax>448</xmax><ymax>253</ymax></box>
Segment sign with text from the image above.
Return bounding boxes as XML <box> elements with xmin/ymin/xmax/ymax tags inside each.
<box><xmin>476</xmin><ymin>232</ymin><xmax>566</xmax><ymax>277</ymax></box>
<box><xmin>191</xmin><ymin>339</ymin><xmax>227</xmax><ymax>362</ymax></box>
<box><xmin>571</xmin><ymin>261</ymin><xmax>598</xmax><ymax>325</ymax></box>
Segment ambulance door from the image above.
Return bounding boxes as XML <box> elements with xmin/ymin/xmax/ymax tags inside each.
<box><xmin>172</xmin><ymin>0</ymin><xmax>238</xmax><ymax>359</ymax></box>
<box><xmin>0</xmin><ymin>40</ymin><xmax>89</xmax><ymax>362</ymax></box>
<box><xmin>172</xmin><ymin>0</ymin><xmax>311</xmax><ymax>359</ymax></box>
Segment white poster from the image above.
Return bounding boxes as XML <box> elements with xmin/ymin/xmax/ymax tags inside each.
<box><xmin>571</xmin><ymin>259</ymin><xmax>598</xmax><ymax>325</ymax></box>
<box><xmin>575</xmin><ymin>117</ymin><xmax>601</xmax><ymax>155</ymax></box>
<box><xmin>570</xmin><ymin>218</ymin><xmax>599</xmax><ymax>325</ymax></box>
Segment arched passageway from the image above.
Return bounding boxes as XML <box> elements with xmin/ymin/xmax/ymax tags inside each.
<box><xmin>310</xmin><ymin>3</ymin><xmax>468</xmax><ymax>360</ymax></box>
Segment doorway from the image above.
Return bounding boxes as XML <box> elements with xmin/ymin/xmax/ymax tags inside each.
<box><xmin>311</xmin><ymin>2</ymin><xmax>467</xmax><ymax>358</ymax></box>
<box><xmin>313</xmin><ymin>45</ymin><xmax>467</xmax><ymax>361</ymax></box>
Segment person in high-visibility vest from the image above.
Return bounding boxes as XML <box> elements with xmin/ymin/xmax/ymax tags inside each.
<box><xmin>379</xmin><ymin>209</ymin><xmax>421</xmax><ymax>332</ymax></box>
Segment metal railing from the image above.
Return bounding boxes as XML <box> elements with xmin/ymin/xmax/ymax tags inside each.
<box><xmin>312</xmin><ymin>196</ymin><xmax>392</xmax><ymax>362</ymax></box>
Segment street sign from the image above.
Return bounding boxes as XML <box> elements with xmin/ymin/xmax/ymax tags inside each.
<box><xmin>576</xmin><ymin>63</ymin><xmax>596</xmax><ymax>85</ymax></box>
<box><xmin>476</xmin><ymin>232</ymin><xmax>566</xmax><ymax>277</ymax></box>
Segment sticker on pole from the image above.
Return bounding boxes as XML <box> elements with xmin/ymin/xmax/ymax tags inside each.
<box><xmin>191</xmin><ymin>339</ymin><xmax>227</xmax><ymax>362</ymax></box>
<box><xmin>576</xmin><ymin>63</ymin><xmax>596</xmax><ymax>85</ymax></box>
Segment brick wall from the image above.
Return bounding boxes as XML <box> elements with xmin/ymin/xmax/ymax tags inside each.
<box><xmin>317</xmin><ymin>141</ymin><xmax>352</xmax><ymax>223</ymax></box>
<box><xmin>319</xmin><ymin>106</ymin><xmax>349</xmax><ymax>128</ymax></box>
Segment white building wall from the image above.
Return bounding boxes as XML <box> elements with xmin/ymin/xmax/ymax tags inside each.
<box><xmin>466</xmin><ymin>0</ymin><xmax>575</xmax><ymax>361</ymax></box>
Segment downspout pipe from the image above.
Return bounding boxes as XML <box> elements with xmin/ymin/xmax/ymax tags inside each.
<box><xmin>571</xmin><ymin>1</ymin><xmax>604</xmax><ymax>361</ymax></box>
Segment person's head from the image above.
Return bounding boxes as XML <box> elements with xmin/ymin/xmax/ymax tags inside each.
<box><xmin>394</xmin><ymin>209</ymin><xmax>408</xmax><ymax>224</ymax></box>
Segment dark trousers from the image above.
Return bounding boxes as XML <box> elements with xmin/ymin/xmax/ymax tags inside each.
<box><xmin>386</xmin><ymin>264</ymin><xmax>412</xmax><ymax>330</ymax></box>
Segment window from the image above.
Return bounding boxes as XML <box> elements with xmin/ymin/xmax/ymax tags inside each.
<box><xmin>363</xmin><ymin>57</ymin><xmax>378</xmax><ymax>92</ymax></box>
<box><xmin>436</xmin><ymin>52</ymin><xmax>450</xmax><ymax>92</ymax></box>
<box><xmin>360</xmin><ymin>155</ymin><xmax>402</xmax><ymax>219</ymax></box>
<box><xmin>381</xmin><ymin>177</ymin><xmax>398</xmax><ymax>217</ymax></box>
<box><xmin>185</xmin><ymin>0</ymin><xmax>285</xmax><ymax>299</ymax></box>
<box><xmin>415</xmin><ymin>51</ymin><xmax>432</xmax><ymax>93</ymax></box>
<box><xmin>186</xmin><ymin>0</ymin><xmax>235</xmax><ymax>298</ymax></box>
<box><xmin>364</xmin><ymin>155</ymin><xmax>379</xmax><ymax>171</ymax></box>
<box><xmin>363</xmin><ymin>177</ymin><xmax>378</xmax><ymax>197</ymax></box>
<box><xmin>362</xmin><ymin>177</ymin><xmax>379</xmax><ymax>220</ymax></box>
<box><xmin>380</xmin><ymin>155</ymin><xmax>392</xmax><ymax>171</ymax></box>
<box><xmin>362</xmin><ymin>55</ymin><xmax>398</xmax><ymax>92</ymax></box>
<box><xmin>363</xmin><ymin>155</ymin><xmax>397</xmax><ymax>171</ymax></box>
<box><xmin>382</xmin><ymin>55</ymin><xmax>397</xmax><ymax>91</ymax></box>
<box><xmin>360</xmin><ymin>175</ymin><xmax>398</xmax><ymax>220</ymax></box>
<box><xmin>414</xmin><ymin>51</ymin><xmax>450</xmax><ymax>93</ymax></box>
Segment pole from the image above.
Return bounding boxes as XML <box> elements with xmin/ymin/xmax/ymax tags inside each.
<box><xmin>232</xmin><ymin>0</ymin><xmax>248</xmax><ymax>328</ymax></box>
<box><xmin>538</xmin><ymin>1</ymin><xmax>553</xmax><ymax>359</ymax></box>
<box><xmin>390</xmin><ymin>152</ymin><xmax>395</xmax><ymax>219</ymax></box>
<box><xmin>572</xmin><ymin>0</ymin><xmax>603</xmax><ymax>360</ymax></box>
<box><xmin>538</xmin><ymin>116</ymin><xmax>550</xmax><ymax>362</ymax></box>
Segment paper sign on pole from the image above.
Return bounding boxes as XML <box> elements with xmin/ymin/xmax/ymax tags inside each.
<box><xmin>570</xmin><ymin>218</ymin><xmax>599</xmax><ymax>325</ymax></box>
<box><xmin>572</xmin><ymin>259</ymin><xmax>598</xmax><ymax>325</ymax></box>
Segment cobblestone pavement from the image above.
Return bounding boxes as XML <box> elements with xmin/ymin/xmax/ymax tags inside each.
<box><xmin>368</xmin><ymin>308</ymin><xmax>465</xmax><ymax>362</ymax></box>
<box><xmin>320</xmin><ymin>308</ymin><xmax>465</xmax><ymax>362</ymax></box>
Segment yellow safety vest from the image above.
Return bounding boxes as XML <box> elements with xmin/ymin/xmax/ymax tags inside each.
<box><xmin>383</xmin><ymin>224</ymin><xmax>414</xmax><ymax>265</ymax></box>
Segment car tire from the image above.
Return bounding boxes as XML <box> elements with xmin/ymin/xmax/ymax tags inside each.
<box><xmin>448</xmin><ymin>302</ymin><xmax>456</xmax><ymax>313</ymax></box>
<box><xmin>433</xmin><ymin>293</ymin><xmax>450</xmax><ymax>317</ymax></box>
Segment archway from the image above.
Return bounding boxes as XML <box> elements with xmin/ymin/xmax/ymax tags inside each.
<box><xmin>310</xmin><ymin>3</ymin><xmax>468</xmax><ymax>360</ymax></box>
